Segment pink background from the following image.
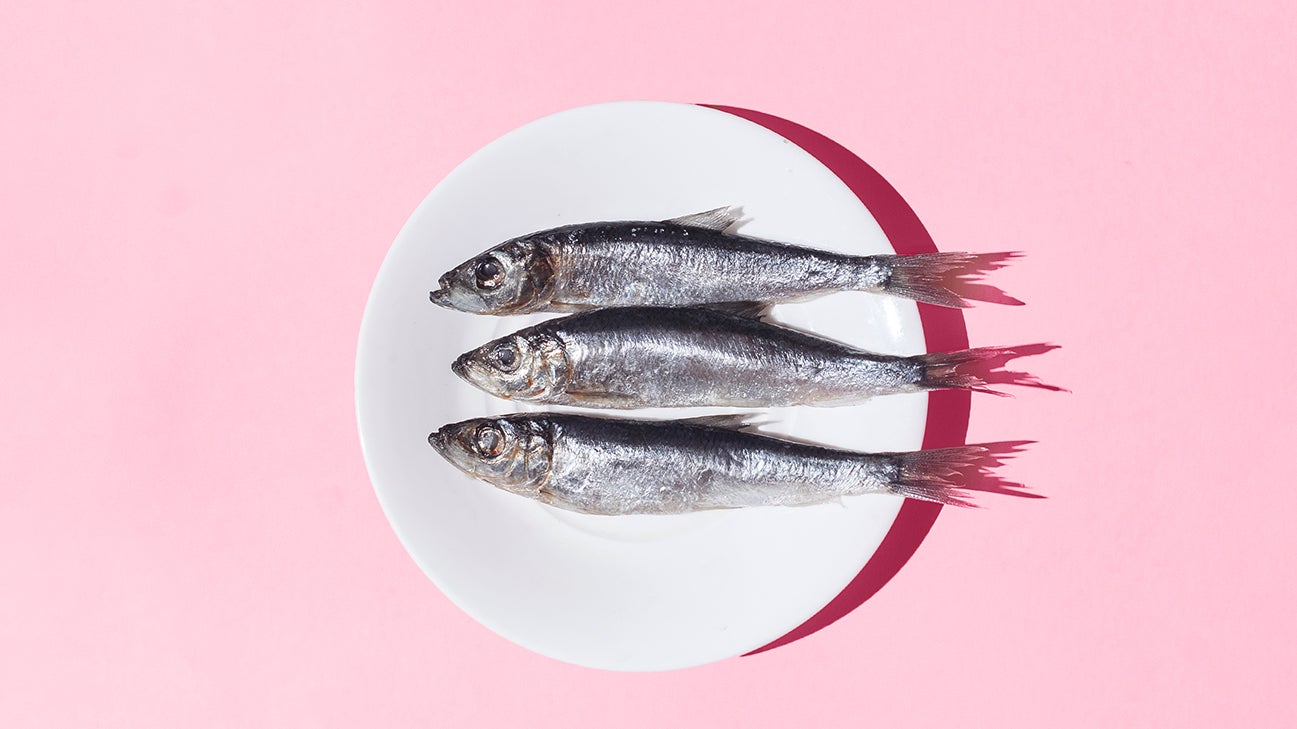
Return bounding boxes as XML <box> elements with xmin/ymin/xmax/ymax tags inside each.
<box><xmin>3</xmin><ymin>1</ymin><xmax>1294</xmax><ymax>726</ymax></box>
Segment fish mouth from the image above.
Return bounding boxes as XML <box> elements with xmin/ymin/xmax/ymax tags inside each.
<box><xmin>450</xmin><ymin>354</ymin><xmax>502</xmax><ymax>395</ymax></box>
<box><xmin>428</xmin><ymin>430</ymin><xmax>448</xmax><ymax>455</ymax></box>
<box><xmin>429</xmin><ymin>287</ymin><xmax>453</xmax><ymax>308</ymax></box>
<box><xmin>428</xmin><ymin>428</ymin><xmax>479</xmax><ymax>477</ymax></box>
<box><xmin>450</xmin><ymin>353</ymin><xmax>471</xmax><ymax>380</ymax></box>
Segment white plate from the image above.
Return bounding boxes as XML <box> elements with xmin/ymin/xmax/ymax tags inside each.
<box><xmin>355</xmin><ymin>101</ymin><xmax>929</xmax><ymax>671</ymax></box>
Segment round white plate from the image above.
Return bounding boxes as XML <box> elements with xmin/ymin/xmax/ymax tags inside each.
<box><xmin>355</xmin><ymin>101</ymin><xmax>929</xmax><ymax>671</ymax></box>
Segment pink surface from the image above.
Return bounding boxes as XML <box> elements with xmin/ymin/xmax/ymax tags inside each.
<box><xmin>3</xmin><ymin>1</ymin><xmax>1295</xmax><ymax>726</ymax></box>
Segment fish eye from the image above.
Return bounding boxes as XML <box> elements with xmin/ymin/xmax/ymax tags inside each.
<box><xmin>474</xmin><ymin>258</ymin><xmax>505</xmax><ymax>289</ymax></box>
<box><xmin>490</xmin><ymin>343</ymin><xmax>519</xmax><ymax>372</ymax></box>
<box><xmin>474</xmin><ymin>424</ymin><xmax>505</xmax><ymax>458</ymax></box>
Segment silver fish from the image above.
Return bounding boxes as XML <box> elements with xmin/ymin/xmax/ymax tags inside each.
<box><xmin>428</xmin><ymin>207</ymin><xmax>1020</xmax><ymax>315</ymax></box>
<box><xmin>429</xmin><ymin>412</ymin><xmax>1026</xmax><ymax>514</ymax></box>
<box><xmin>451</xmin><ymin>306</ymin><xmax>1059</xmax><ymax>408</ymax></box>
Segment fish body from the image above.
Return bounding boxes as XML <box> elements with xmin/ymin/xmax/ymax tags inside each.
<box><xmin>429</xmin><ymin>412</ymin><xmax>1020</xmax><ymax>515</ymax></box>
<box><xmin>549</xmin><ymin>221</ymin><xmax>879</xmax><ymax>310</ymax></box>
<box><xmin>429</xmin><ymin>208</ymin><xmax>1018</xmax><ymax>314</ymax></box>
<box><xmin>452</xmin><ymin>306</ymin><xmax>1057</xmax><ymax>408</ymax></box>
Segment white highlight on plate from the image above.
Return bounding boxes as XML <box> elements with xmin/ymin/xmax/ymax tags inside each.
<box><xmin>355</xmin><ymin>101</ymin><xmax>928</xmax><ymax>671</ymax></box>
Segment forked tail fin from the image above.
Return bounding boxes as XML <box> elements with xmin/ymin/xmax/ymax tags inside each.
<box><xmin>918</xmin><ymin>344</ymin><xmax>1065</xmax><ymax>395</ymax></box>
<box><xmin>886</xmin><ymin>441</ymin><xmax>1041</xmax><ymax>507</ymax></box>
<box><xmin>876</xmin><ymin>252</ymin><xmax>1023</xmax><ymax>308</ymax></box>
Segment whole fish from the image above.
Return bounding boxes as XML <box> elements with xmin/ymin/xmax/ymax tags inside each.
<box><xmin>429</xmin><ymin>207</ymin><xmax>1020</xmax><ymax>315</ymax></box>
<box><xmin>451</xmin><ymin>306</ymin><xmax>1058</xmax><ymax>408</ymax></box>
<box><xmin>429</xmin><ymin>412</ymin><xmax>1025</xmax><ymax>514</ymax></box>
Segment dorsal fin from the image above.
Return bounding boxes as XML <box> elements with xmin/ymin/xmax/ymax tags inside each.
<box><xmin>665</xmin><ymin>206</ymin><xmax>743</xmax><ymax>232</ymax></box>
<box><xmin>672</xmin><ymin>413</ymin><xmax>764</xmax><ymax>432</ymax></box>
<box><xmin>702</xmin><ymin>300</ymin><xmax>772</xmax><ymax>320</ymax></box>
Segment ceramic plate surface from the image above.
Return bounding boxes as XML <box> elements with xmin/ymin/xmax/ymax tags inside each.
<box><xmin>355</xmin><ymin>101</ymin><xmax>929</xmax><ymax>670</ymax></box>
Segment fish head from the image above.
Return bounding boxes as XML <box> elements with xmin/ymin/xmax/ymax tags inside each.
<box><xmin>429</xmin><ymin>416</ymin><xmax>553</xmax><ymax>498</ymax></box>
<box><xmin>451</xmin><ymin>332</ymin><xmax>570</xmax><ymax>402</ymax></box>
<box><xmin>430</xmin><ymin>237</ymin><xmax>557</xmax><ymax>315</ymax></box>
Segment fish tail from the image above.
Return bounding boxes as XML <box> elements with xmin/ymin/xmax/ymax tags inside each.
<box><xmin>886</xmin><ymin>441</ymin><xmax>1039</xmax><ymax>507</ymax></box>
<box><xmin>917</xmin><ymin>344</ymin><xmax>1065</xmax><ymax>395</ymax></box>
<box><xmin>873</xmin><ymin>252</ymin><xmax>1024</xmax><ymax>308</ymax></box>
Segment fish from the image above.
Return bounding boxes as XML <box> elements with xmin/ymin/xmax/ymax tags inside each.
<box><xmin>428</xmin><ymin>412</ymin><xmax>1031</xmax><ymax>515</ymax></box>
<box><xmin>428</xmin><ymin>207</ymin><xmax>1020</xmax><ymax>315</ymax></box>
<box><xmin>450</xmin><ymin>305</ymin><xmax>1060</xmax><ymax>408</ymax></box>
